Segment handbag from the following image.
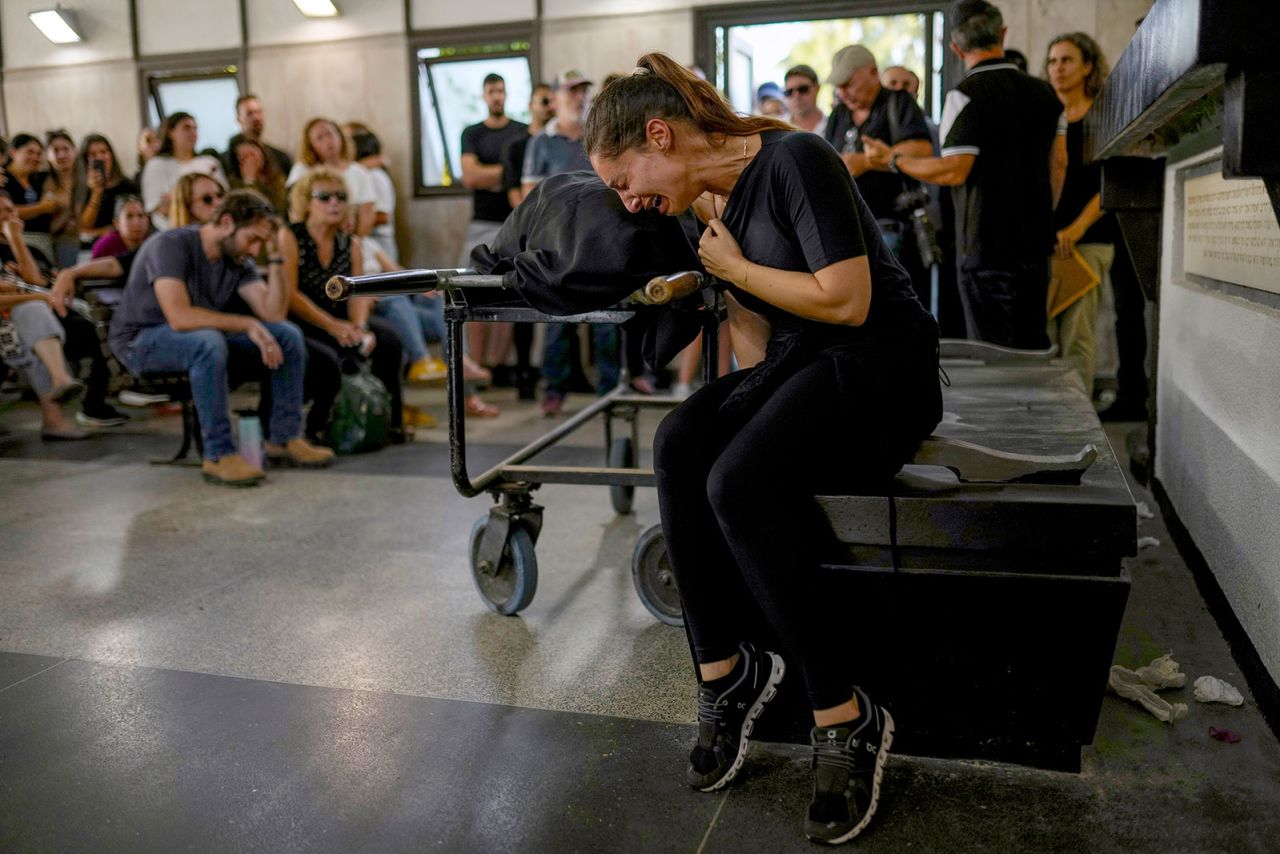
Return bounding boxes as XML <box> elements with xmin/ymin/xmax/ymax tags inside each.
<box><xmin>325</xmin><ymin>360</ymin><xmax>391</xmax><ymax>454</ymax></box>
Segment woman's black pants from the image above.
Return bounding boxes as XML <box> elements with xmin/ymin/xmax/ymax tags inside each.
<box><xmin>653</xmin><ymin>355</ymin><xmax>938</xmax><ymax>710</ymax></box>
<box><xmin>266</xmin><ymin>316</ymin><xmax>404</xmax><ymax>438</ymax></box>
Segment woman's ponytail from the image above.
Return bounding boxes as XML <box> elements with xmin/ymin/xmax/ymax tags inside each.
<box><xmin>586</xmin><ymin>52</ymin><xmax>791</xmax><ymax>160</ymax></box>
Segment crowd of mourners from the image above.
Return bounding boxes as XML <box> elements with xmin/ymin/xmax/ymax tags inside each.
<box><xmin>0</xmin><ymin>8</ymin><xmax>1144</xmax><ymax>487</ymax></box>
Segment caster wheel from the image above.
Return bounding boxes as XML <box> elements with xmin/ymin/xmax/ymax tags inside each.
<box><xmin>631</xmin><ymin>525</ymin><xmax>683</xmax><ymax>626</ymax></box>
<box><xmin>469</xmin><ymin>516</ymin><xmax>538</xmax><ymax>615</ymax></box>
<box><xmin>608</xmin><ymin>436</ymin><xmax>636</xmax><ymax>515</ymax></box>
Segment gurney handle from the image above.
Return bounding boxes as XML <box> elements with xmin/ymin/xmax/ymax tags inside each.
<box><xmin>641</xmin><ymin>271</ymin><xmax>706</xmax><ymax>305</ymax></box>
<box><xmin>325</xmin><ymin>269</ymin><xmax>505</xmax><ymax>301</ymax></box>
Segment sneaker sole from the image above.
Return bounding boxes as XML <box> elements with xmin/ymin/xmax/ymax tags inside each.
<box><xmin>815</xmin><ymin>709</ymin><xmax>895</xmax><ymax>846</ymax></box>
<box><xmin>698</xmin><ymin>651</ymin><xmax>786</xmax><ymax>793</ymax></box>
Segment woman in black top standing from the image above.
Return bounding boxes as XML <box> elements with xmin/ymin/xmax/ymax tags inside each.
<box><xmin>277</xmin><ymin>168</ymin><xmax>405</xmax><ymax>443</ymax></box>
<box><xmin>585</xmin><ymin>53</ymin><xmax>941</xmax><ymax>845</ymax></box>
<box><xmin>79</xmin><ymin>133</ymin><xmax>140</xmax><ymax>248</ymax></box>
<box><xmin>1046</xmin><ymin>32</ymin><xmax>1113</xmax><ymax>400</ymax></box>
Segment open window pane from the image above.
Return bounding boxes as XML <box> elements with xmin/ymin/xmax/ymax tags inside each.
<box><xmin>718</xmin><ymin>14</ymin><xmax>930</xmax><ymax>116</ymax></box>
<box><xmin>149</xmin><ymin>75</ymin><xmax>242</xmax><ymax>155</ymax></box>
<box><xmin>417</xmin><ymin>49</ymin><xmax>532</xmax><ymax>190</ymax></box>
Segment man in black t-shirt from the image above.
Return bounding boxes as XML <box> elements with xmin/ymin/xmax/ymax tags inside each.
<box><xmin>822</xmin><ymin>44</ymin><xmax>935</xmax><ymax>307</ymax></box>
<box><xmin>222</xmin><ymin>95</ymin><xmax>293</xmax><ymax>181</ymax></box>
<box><xmin>459</xmin><ymin>74</ymin><xmax>529</xmax><ymax>263</ymax></box>
<box><xmin>865</xmin><ymin>0</ymin><xmax>1066</xmax><ymax>349</ymax></box>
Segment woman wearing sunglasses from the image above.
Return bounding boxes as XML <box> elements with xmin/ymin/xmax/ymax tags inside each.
<box><xmin>277</xmin><ymin>169</ymin><xmax>406</xmax><ymax>445</ymax></box>
<box><xmin>168</xmin><ymin>172</ymin><xmax>227</xmax><ymax>230</ymax></box>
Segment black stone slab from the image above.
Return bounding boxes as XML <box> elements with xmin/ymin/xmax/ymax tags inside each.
<box><xmin>0</xmin><ymin>658</ymin><xmax>716</xmax><ymax>853</ymax></box>
<box><xmin>0</xmin><ymin>651</ymin><xmax>66</xmax><ymax>692</ymax></box>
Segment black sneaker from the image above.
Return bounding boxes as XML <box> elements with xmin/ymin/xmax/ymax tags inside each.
<box><xmin>686</xmin><ymin>642</ymin><xmax>785</xmax><ymax>792</ymax></box>
<box><xmin>76</xmin><ymin>406</ymin><xmax>130</xmax><ymax>428</ymax></box>
<box><xmin>804</xmin><ymin>687</ymin><xmax>895</xmax><ymax>845</ymax></box>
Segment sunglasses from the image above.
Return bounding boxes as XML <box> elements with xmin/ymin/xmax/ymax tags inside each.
<box><xmin>199</xmin><ymin>193</ymin><xmax>223</xmax><ymax>206</ymax></box>
<box><xmin>785</xmin><ymin>84</ymin><xmax>814</xmax><ymax>97</ymax></box>
<box><xmin>312</xmin><ymin>191</ymin><xmax>348</xmax><ymax>203</ymax></box>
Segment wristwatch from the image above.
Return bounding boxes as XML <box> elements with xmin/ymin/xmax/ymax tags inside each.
<box><xmin>888</xmin><ymin>153</ymin><xmax>902</xmax><ymax>174</ymax></box>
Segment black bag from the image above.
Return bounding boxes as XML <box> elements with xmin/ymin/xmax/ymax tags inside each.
<box><xmin>325</xmin><ymin>361</ymin><xmax>391</xmax><ymax>454</ymax></box>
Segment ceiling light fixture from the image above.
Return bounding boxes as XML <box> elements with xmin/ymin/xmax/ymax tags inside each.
<box><xmin>29</xmin><ymin>7</ymin><xmax>84</xmax><ymax>44</ymax></box>
<box><xmin>291</xmin><ymin>0</ymin><xmax>341</xmax><ymax>17</ymax></box>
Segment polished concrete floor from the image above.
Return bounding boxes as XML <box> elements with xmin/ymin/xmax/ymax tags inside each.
<box><xmin>2</xmin><ymin>386</ymin><xmax>1279</xmax><ymax>852</ymax></box>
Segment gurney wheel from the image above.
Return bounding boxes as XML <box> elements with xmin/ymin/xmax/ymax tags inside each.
<box><xmin>608</xmin><ymin>437</ymin><xmax>635</xmax><ymax>514</ymax></box>
<box><xmin>469</xmin><ymin>517</ymin><xmax>538</xmax><ymax>616</ymax></box>
<box><xmin>631</xmin><ymin>525</ymin><xmax>683</xmax><ymax>627</ymax></box>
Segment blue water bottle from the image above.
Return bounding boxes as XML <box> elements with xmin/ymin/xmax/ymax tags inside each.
<box><xmin>237</xmin><ymin>411</ymin><xmax>264</xmax><ymax>469</ymax></box>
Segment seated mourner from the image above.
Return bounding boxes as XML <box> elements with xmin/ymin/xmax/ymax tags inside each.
<box><xmin>107</xmin><ymin>189</ymin><xmax>334</xmax><ymax>486</ymax></box>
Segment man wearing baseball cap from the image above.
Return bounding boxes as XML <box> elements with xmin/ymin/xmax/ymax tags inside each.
<box><xmin>822</xmin><ymin>44</ymin><xmax>935</xmax><ymax>307</ymax></box>
<box><xmin>521</xmin><ymin>68</ymin><xmax>619</xmax><ymax>416</ymax></box>
<box><xmin>864</xmin><ymin>0</ymin><xmax>1067</xmax><ymax>350</ymax></box>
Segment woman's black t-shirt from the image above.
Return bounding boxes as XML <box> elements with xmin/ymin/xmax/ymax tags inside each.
<box><xmin>1053</xmin><ymin>118</ymin><xmax>1115</xmax><ymax>245</ymax></box>
<box><xmin>2</xmin><ymin>169</ymin><xmax>53</xmax><ymax>234</ymax></box>
<box><xmin>716</xmin><ymin>129</ymin><xmax>937</xmax><ymax>412</ymax></box>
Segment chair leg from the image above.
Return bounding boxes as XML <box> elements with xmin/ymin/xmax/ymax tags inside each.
<box><xmin>150</xmin><ymin>398</ymin><xmax>201</xmax><ymax>466</ymax></box>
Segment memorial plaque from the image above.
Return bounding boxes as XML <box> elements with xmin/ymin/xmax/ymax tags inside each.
<box><xmin>1183</xmin><ymin>170</ymin><xmax>1280</xmax><ymax>295</ymax></box>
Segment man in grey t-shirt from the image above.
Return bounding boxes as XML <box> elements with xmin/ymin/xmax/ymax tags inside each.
<box><xmin>110</xmin><ymin>190</ymin><xmax>333</xmax><ymax>485</ymax></box>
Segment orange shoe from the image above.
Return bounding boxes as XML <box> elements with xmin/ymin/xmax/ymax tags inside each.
<box><xmin>264</xmin><ymin>437</ymin><xmax>336</xmax><ymax>468</ymax></box>
<box><xmin>202</xmin><ymin>453</ymin><xmax>265</xmax><ymax>486</ymax></box>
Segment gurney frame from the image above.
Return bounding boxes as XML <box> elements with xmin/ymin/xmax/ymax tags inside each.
<box><xmin>326</xmin><ymin>268</ymin><xmax>720</xmax><ymax>620</ymax></box>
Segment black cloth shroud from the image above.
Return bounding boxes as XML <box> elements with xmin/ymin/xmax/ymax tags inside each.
<box><xmin>468</xmin><ymin>170</ymin><xmax>708</xmax><ymax>372</ymax></box>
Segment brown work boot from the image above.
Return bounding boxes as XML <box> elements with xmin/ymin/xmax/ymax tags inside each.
<box><xmin>202</xmin><ymin>453</ymin><xmax>265</xmax><ymax>487</ymax></box>
<box><xmin>265</xmin><ymin>437</ymin><xmax>336</xmax><ymax>469</ymax></box>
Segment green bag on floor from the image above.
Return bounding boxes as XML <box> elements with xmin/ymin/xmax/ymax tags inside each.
<box><xmin>325</xmin><ymin>362</ymin><xmax>391</xmax><ymax>454</ymax></box>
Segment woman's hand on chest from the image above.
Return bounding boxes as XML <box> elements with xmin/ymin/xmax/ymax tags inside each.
<box><xmin>698</xmin><ymin>218</ymin><xmax>748</xmax><ymax>285</ymax></box>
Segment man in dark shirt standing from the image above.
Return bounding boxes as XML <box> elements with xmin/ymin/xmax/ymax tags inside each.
<box><xmin>460</xmin><ymin>74</ymin><xmax>529</xmax><ymax>260</ymax></box>
<box><xmin>865</xmin><ymin>0</ymin><xmax>1066</xmax><ymax>349</ymax></box>
<box><xmin>823</xmin><ymin>44</ymin><xmax>935</xmax><ymax>308</ymax></box>
<box><xmin>459</xmin><ymin>74</ymin><xmax>529</xmax><ymax>394</ymax></box>
<box><xmin>223</xmin><ymin>95</ymin><xmax>293</xmax><ymax>179</ymax></box>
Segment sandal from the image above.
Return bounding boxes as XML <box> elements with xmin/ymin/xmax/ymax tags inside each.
<box><xmin>464</xmin><ymin>395</ymin><xmax>500</xmax><ymax>418</ymax></box>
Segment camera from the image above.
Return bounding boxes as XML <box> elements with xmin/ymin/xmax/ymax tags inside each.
<box><xmin>91</xmin><ymin>158</ymin><xmax>106</xmax><ymax>176</ymax></box>
<box><xmin>894</xmin><ymin>187</ymin><xmax>942</xmax><ymax>269</ymax></box>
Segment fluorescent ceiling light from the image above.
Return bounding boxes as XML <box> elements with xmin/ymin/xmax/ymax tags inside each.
<box><xmin>292</xmin><ymin>0</ymin><xmax>340</xmax><ymax>16</ymax></box>
<box><xmin>29</xmin><ymin>8</ymin><xmax>83</xmax><ymax>44</ymax></box>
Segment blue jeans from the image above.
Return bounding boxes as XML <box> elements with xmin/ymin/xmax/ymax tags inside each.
<box><xmin>121</xmin><ymin>322</ymin><xmax>306</xmax><ymax>460</ymax></box>
<box><xmin>373</xmin><ymin>294</ymin><xmax>448</xmax><ymax>363</ymax></box>
<box><xmin>542</xmin><ymin>323</ymin><xmax>619</xmax><ymax>397</ymax></box>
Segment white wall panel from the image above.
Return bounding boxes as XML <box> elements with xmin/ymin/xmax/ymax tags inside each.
<box><xmin>1156</xmin><ymin>148</ymin><xmax>1280</xmax><ymax>687</ymax></box>
<box><xmin>246</xmin><ymin>0</ymin><xmax>401</xmax><ymax>47</ymax></box>
<box><xmin>1</xmin><ymin>0</ymin><xmax>132</xmax><ymax>70</ymax></box>
<box><xmin>540</xmin><ymin>11</ymin><xmax>693</xmax><ymax>84</ymax></box>
<box><xmin>3</xmin><ymin>61</ymin><xmax>141</xmax><ymax>166</ymax></box>
<box><xmin>543</xmin><ymin>0</ymin><xmax>735</xmax><ymax>21</ymax></box>
<box><xmin>410</xmin><ymin>0</ymin><xmax>534</xmax><ymax>31</ymax></box>
<box><xmin>137</xmin><ymin>0</ymin><xmax>240</xmax><ymax>56</ymax></box>
<box><xmin>247</xmin><ymin>33</ymin><xmax>464</xmax><ymax>266</ymax></box>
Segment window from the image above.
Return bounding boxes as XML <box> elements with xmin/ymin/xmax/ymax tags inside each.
<box><xmin>411</xmin><ymin>30</ymin><xmax>535</xmax><ymax>195</ymax></box>
<box><xmin>698</xmin><ymin>2</ymin><xmax>954</xmax><ymax>124</ymax></box>
<box><xmin>140</xmin><ymin>56</ymin><xmax>243</xmax><ymax>156</ymax></box>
